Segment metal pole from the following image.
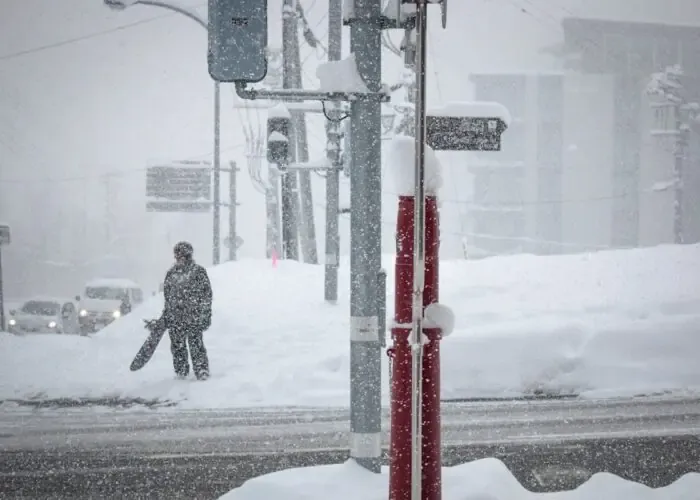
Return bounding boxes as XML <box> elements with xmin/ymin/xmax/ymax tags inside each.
<box><xmin>282</xmin><ymin>0</ymin><xmax>301</xmax><ymax>261</ymax></box>
<box><xmin>229</xmin><ymin>161</ymin><xmax>238</xmax><ymax>261</ymax></box>
<box><xmin>266</xmin><ymin>165</ymin><xmax>282</xmax><ymax>259</ymax></box>
<box><xmin>213</xmin><ymin>81</ymin><xmax>221</xmax><ymax>265</ymax></box>
<box><xmin>349</xmin><ymin>0</ymin><xmax>383</xmax><ymax>473</ymax></box>
<box><xmin>410</xmin><ymin>2</ymin><xmax>428</xmax><ymax>499</ymax></box>
<box><xmin>0</xmin><ymin>246</ymin><xmax>4</xmax><ymax>331</ymax></box>
<box><xmin>324</xmin><ymin>0</ymin><xmax>343</xmax><ymax>303</ymax></box>
<box><xmin>674</xmin><ymin>104</ymin><xmax>685</xmax><ymax>244</ymax></box>
<box><xmin>290</xmin><ymin>14</ymin><xmax>319</xmax><ymax>265</ymax></box>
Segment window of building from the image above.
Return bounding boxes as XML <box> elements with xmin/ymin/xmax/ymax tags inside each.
<box><xmin>680</xmin><ymin>39</ymin><xmax>700</xmax><ymax>74</ymax></box>
<box><xmin>628</xmin><ymin>35</ymin><xmax>655</xmax><ymax>75</ymax></box>
<box><xmin>654</xmin><ymin>36</ymin><xmax>680</xmax><ymax>70</ymax></box>
<box><xmin>603</xmin><ymin>33</ymin><xmax>628</xmax><ymax>71</ymax></box>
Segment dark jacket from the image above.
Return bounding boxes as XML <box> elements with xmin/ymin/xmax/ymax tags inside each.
<box><xmin>162</xmin><ymin>260</ymin><xmax>212</xmax><ymax>331</ymax></box>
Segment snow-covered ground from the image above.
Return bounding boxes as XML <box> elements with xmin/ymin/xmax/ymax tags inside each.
<box><xmin>0</xmin><ymin>243</ymin><xmax>698</xmax><ymax>408</ymax></box>
<box><xmin>220</xmin><ymin>458</ymin><xmax>700</xmax><ymax>500</ymax></box>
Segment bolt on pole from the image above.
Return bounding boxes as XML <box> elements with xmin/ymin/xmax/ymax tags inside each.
<box><xmin>410</xmin><ymin>2</ymin><xmax>429</xmax><ymax>499</ymax></box>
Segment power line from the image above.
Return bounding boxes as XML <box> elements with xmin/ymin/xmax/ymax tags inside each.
<box><xmin>0</xmin><ymin>14</ymin><xmax>177</xmax><ymax>63</ymax></box>
<box><xmin>0</xmin><ymin>144</ymin><xmax>246</xmax><ymax>185</ymax></box>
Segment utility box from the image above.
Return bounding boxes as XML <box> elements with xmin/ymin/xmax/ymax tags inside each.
<box><xmin>208</xmin><ymin>0</ymin><xmax>268</xmax><ymax>83</ymax></box>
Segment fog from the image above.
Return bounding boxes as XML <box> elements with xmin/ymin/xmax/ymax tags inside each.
<box><xmin>0</xmin><ymin>0</ymin><xmax>698</xmax><ymax>298</ymax></box>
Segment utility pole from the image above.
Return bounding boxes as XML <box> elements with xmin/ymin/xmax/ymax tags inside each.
<box><xmin>228</xmin><ymin>161</ymin><xmax>238</xmax><ymax>261</ymax></box>
<box><xmin>266</xmin><ymin>166</ymin><xmax>282</xmax><ymax>259</ymax></box>
<box><xmin>291</xmin><ymin>4</ymin><xmax>318</xmax><ymax>265</ymax></box>
<box><xmin>397</xmin><ymin>23</ymin><xmax>417</xmax><ymax>137</ymax></box>
<box><xmin>347</xmin><ymin>0</ymin><xmax>383</xmax><ymax>473</ymax></box>
<box><xmin>281</xmin><ymin>0</ymin><xmax>302</xmax><ymax>261</ymax></box>
<box><xmin>213</xmin><ymin>82</ymin><xmax>222</xmax><ymax>265</ymax></box>
<box><xmin>324</xmin><ymin>0</ymin><xmax>343</xmax><ymax>303</ymax></box>
<box><xmin>672</xmin><ymin>101</ymin><xmax>687</xmax><ymax>244</ymax></box>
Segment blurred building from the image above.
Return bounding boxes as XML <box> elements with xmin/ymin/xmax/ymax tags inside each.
<box><xmin>464</xmin><ymin>18</ymin><xmax>700</xmax><ymax>258</ymax></box>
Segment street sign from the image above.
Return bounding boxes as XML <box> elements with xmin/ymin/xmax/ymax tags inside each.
<box><xmin>208</xmin><ymin>0</ymin><xmax>268</xmax><ymax>83</ymax></box>
<box><xmin>146</xmin><ymin>201</ymin><xmax>212</xmax><ymax>213</ymax></box>
<box><xmin>146</xmin><ymin>161</ymin><xmax>212</xmax><ymax>212</ymax></box>
<box><xmin>0</xmin><ymin>224</ymin><xmax>9</xmax><ymax>245</ymax></box>
<box><xmin>426</xmin><ymin>116</ymin><xmax>507</xmax><ymax>151</ymax></box>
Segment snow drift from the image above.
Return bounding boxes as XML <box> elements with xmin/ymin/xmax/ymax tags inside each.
<box><xmin>1</xmin><ymin>243</ymin><xmax>699</xmax><ymax>408</ymax></box>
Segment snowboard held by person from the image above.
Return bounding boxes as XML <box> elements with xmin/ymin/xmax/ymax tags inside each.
<box><xmin>159</xmin><ymin>241</ymin><xmax>213</xmax><ymax>381</ymax></box>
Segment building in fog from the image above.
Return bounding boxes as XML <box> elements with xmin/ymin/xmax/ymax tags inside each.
<box><xmin>553</xmin><ymin>17</ymin><xmax>700</xmax><ymax>247</ymax></box>
<box><xmin>465</xmin><ymin>18</ymin><xmax>700</xmax><ymax>258</ymax></box>
<box><xmin>467</xmin><ymin>72</ymin><xmax>616</xmax><ymax>257</ymax></box>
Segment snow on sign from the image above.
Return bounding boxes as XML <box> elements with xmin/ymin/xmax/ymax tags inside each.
<box><xmin>0</xmin><ymin>224</ymin><xmax>9</xmax><ymax>245</ymax></box>
<box><xmin>426</xmin><ymin>101</ymin><xmax>509</xmax><ymax>152</ymax></box>
<box><xmin>146</xmin><ymin>161</ymin><xmax>212</xmax><ymax>213</ymax></box>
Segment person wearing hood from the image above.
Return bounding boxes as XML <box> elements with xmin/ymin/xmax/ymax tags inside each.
<box><xmin>160</xmin><ymin>241</ymin><xmax>213</xmax><ymax>380</ymax></box>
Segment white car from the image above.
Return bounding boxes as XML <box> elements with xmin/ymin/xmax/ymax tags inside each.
<box><xmin>77</xmin><ymin>278</ymin><xmax>144</xmax><ymax>334</ymax></box>
<box><xmin>7</xmin><ymin>297</ymin><xmax>81</xmax><ymax>335</ymax></box>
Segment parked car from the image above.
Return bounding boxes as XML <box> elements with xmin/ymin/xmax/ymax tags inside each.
<box><xmin>7</xmin><ymin>297</ymin><xmax>81</xmax><ymax>335</ymax></box>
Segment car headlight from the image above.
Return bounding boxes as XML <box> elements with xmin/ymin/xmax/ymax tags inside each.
<box><xmin>8</xmin><ymin>319</ymin><xmax>16</xmax><ymax>326</ymax></box>
<box><xmin>79</xmin><ymin>309</ymin><xmax>88</xmax><ymax>317</ymax></box>
<box><xmin>48</xmin><ymin>321</ymin><xmax>57</xmax><ymax>328</ymax></box>
<box><xmin>112</xmin><ymin>310</ymin><xmax>121</xmax><ymax>319</ymax></box>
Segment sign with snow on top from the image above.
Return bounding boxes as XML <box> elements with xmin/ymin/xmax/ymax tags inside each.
<box><xmin>388</xmin><ymin>135</ymin><xmax>443</xmax><ymax>197</ymax></box>
<box><xmin>426</xmin><ymin>101</ymin><xmax>510</xmax><ymax>152</ymax></box>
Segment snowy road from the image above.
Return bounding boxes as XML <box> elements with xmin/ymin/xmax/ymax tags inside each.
<box><xmin>2</xmin><ymin>395</ymin><xmax>699</xmax><ymax>453</ymax></box>
<box><xmin>1</xmin><ymin>397</ymin><xmax>699</xmax><ymax>498</ymax></box>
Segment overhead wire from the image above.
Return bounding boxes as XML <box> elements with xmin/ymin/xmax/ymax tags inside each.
<box><xmin>0</xmin><ymin>2</ymin><xmax>209</xmax><ymax>63</ymax></box>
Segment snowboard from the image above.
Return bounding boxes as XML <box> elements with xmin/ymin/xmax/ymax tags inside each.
<box><xmin>130</xmin><ymin>318</ymin><xmax>167</xmax><ymax>372</ymax></box>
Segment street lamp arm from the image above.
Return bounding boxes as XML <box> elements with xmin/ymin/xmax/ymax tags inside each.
<box><xmin>136</xmin><ymin>0</ymin><xmax>207</xmax><ymax>29</ymax></box>
<box><xmin>105</xmin><ymin>0</ymin><xmax>207</xmax><ymax>30</ymax></box>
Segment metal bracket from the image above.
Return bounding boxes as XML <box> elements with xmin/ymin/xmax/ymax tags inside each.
<box><xmin>235</xmin><ymin>82</ymin><xmax>390</xmax><ymax>103</ymax></box>
<box><xmin>343</xmin><ymin>15</ymin><xmax>398</xmax><ymax>29</ymax></box>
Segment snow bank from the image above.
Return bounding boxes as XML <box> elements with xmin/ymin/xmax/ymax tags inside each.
<box><xmin>219</xmin><ymin>457</ymin><xmax>700</xmax><ymax>500</ymax></box>
<box><xmin>1</xmin><ymin>244</ymin><xmax>699</xmax><ymax>407</ymax></box>
<box><xmin>388</xmin><ymin>134</ymin><xmax>443</xmax><ymax>196</ymax></box>
<box><xmin>316</xmin><ymin>53</ymin><xmax>369</xmax><ymax>93</ymax></box>
<box><xmin>429</xmin><ymin>101</ymin><xmax>512</xmax><ymax>126</ymax></box>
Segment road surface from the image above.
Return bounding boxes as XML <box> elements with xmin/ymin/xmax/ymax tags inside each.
<box><xmin>1</xmin><ymin>397</ymin><xmax>699</xmax><ymax>498</ymax></box>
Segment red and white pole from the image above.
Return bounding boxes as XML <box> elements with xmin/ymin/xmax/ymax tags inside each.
<box><xmin>390</xmin><ymin>2</ymin><xmax>441</xmax><ymax>499</ymax></box>
<box><xmin>389</xmin><ymin>196</ymin><xmax>441</xmax><ymax>500</ymax></box>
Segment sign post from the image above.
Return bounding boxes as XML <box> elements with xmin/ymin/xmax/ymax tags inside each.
<box><xmin>0</xmin><ymin>224</ymin><xmax>10</xmax><ymax>331</ymax></box>
<box><xmin>409</xmin><ymin>2</ymin><xmax>429</xmax><ymax>500</ymax></box>
<box><xmin>388</xmin><ymin>1</ymin><xmax>508</xmax><ymax>498</ymax></box>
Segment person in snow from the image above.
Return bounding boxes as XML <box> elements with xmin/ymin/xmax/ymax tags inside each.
<box><xmin>160</xmin><ymin>241</ymin><xmax>213</xmax><ymax>380</ymax></box>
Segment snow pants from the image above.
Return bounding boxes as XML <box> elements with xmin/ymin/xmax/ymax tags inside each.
<box><xmin>169</xmin><ymin>325</ymin><xmax>209</xmax><ymax>379</ymax></box>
